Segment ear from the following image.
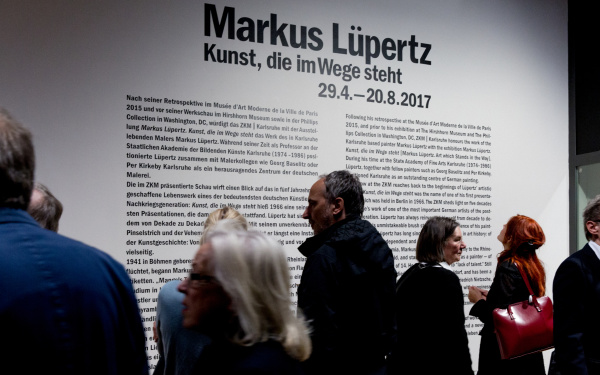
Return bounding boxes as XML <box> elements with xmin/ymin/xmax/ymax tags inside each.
<box><xmin>331</xmin><ymin>197</ymin><xmax>345</xmax><ymax>216</ymax></box>
<box><xmin>586</xmin><ymin>220</ymin><xmax>599</xmax><ymax>236</ymax></box>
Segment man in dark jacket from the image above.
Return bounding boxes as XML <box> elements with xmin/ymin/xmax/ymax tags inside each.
<box><xmin>298</xmin><ymin>170</ymin><xmax>396</xmax><ymax>375</ymax></box>
<box><xmin>0</xmin><ymin>108</ymin><xmax>148</xmax><ymax>374</ymax></box>
<box><xmin>554</xmin><ymin>194</ymin><xmax>600</xmax><ymax>375</ymax></box>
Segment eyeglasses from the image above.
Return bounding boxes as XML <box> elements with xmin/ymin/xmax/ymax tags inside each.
<box><xmin>188</xmin><ymin>273</ymin><xmax>218</xmax><ymax>288</ymax></box>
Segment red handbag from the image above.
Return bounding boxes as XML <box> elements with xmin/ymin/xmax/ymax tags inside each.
<box><xmin>492</xmin><ymin>264</ymin><xmax>554</xmax><ymax>360</ymax></box>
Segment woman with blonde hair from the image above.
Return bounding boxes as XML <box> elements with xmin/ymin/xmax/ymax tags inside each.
<box><xmin>468</xmin><ymin>214</ymin><xmax>547</xmax><ymax>374</ymax></box>
<box><xmin>199</xmin><ymin>206</ymin><xmax>248</xmax><ymax>244</ymax></box>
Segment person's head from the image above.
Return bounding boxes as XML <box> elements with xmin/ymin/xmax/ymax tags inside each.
<box><xmin>178</xmin><ymin>211</ymin><xmax>249</xmax><ymax>341</ymax></box>
<box><xmin>0</xmin><ymin>108</ymin><xmax>35</xmax><ymax>210</ymax></box>
<box><xmin>497</xmin><ymin>214</ymin><xmax>546</xmax><ymax>295</ymax></box>
<box><xmin>497</xmin><ymin>215</ymin><xmax>546</xmax><ymax>251</ymax></box>
<box><xmin>302</xmin><ymin>170</ymin><xmax>364</xmax><ymax>235</ymax></box>
<box><xmin>583</xmin><ymin>194</ymin><xmax>600</xmax><ymax>242</ymax></box>
<box><xmin>178</xmin><ymin>228</ymin><xmax>311</xmax><ymax>361</ymax></box>
<box><xmin>200</xmin><ymin>206</ymin><xmax>248</xmax><ymax>245</ymax></box>
<box><xmin>416</xmin><ymin>216</ymin><xmax>465</xmax><ymax>265</ymax></box>
<box><xmin>27</xmin><ymin>183</ymin><xmax>63</xmax><ymax>232</ymax></box>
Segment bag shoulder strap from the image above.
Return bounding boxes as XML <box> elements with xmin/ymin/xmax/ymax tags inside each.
<box><xmin>513</xmin><ymin>263</ymin><xmax>535</xmax><ymax>296</ymax></box>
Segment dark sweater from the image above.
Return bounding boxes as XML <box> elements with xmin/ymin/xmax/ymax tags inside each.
<box><xmin>389</xmin><ymin>262</ymin><xmax>473</xmax><ymax>375</ymax></box>
<box><xmin>193</xmin><ymin>339</ymin><xmax>304</xmax><ymax>375</ymax></box>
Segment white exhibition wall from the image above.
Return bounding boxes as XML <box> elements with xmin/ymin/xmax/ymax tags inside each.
<box><xmin>1</xmin><ymin>0</ymin><xmax>568</xmax><ymax>371</ymax></box>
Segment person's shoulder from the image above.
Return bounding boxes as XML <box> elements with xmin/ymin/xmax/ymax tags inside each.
<box><xmin>236</xmin><ymin>341</ymin><xmax>302</xmax><ymax>373</ymax></box>
<box><xmin>331</xmin><ymin>216</ymin><xmax>373</xmax><ymax>237</ymax></box>
<box><xmin>558</xmin><ymin>244</ymin><xmax>598</xmax><ymax>274</ymax></box>
<box><xmin>307</xmin><ymin>243</ymin><xmax>338</xmax><ymax>264</ymax></box>
<box><xmin>157</xmin><ymin>279</ymin><xmax>184</xmax><ymax>303</ymax></box>
<box><xmin>63</xmin><ymin>234</ymin><xmax>126</xmax><ymax>268</ymax></box>
<box><xmin>427</xmin><ymin>265</ymin><xmax>461</xmax><ymax>284</ymax></box>
<box><xmin>344</xmin><ymin>217</ymin><xmax>380</xmax><ymax>236</ymax></box>
<box><xmin>499</xmin><ymin>261</ymin><xmax>526</xmax><ymax>285</ymax></box>
<box><xmin>1</xmin><ymin>216</ymin><xmax>124</xmax><ymax>273</ymax></box>
<box><xmin>496</xmin><ymin>260</ymin><xmax>519</xmax><ymax>274</ymax></box>
<box><xmin>571</xmin><ymin>244</ymin><xmax>596</xmax><ymax>261</ymax></box>
<box><xmin>160</xmin><ymin>279</ymin><xmax>182</xmax><ymax>291</ymax></box>
<box><xmin>397</xmin><ymin>264</ymin><xmax>460</xmax><ymax>298</ymax></box>
<box><xmin>17</xmin><ymin>225</ymin><xmax>123</xmax><ymax>268</ymax></box>
<box><xmin>400</xmin><ymin>263</ymin><xmax>455</xmax><ymax>282</ymax></box>
<box><xmin>248</xmin><ymin>340</ymin><xmax>288</xmax><ymax>356</ymax></box>
<box><xmin>334</xmin><ymin>217</ymin><xmax>390</xmax><ymax>251</ymax></box>
<box><xmin>439</xmin><ymin>265</ymin><xmax>460</xmax><ymax>277</ymax></box>
<box><xmin>497</xmin><ymin>259</ymin><xmax>514</xmax><ymax>268</ymax></box>
<box><xmin>43</xmin><ymin>232</ymin><xmax>134</xmax><ymax>289</ymax></box>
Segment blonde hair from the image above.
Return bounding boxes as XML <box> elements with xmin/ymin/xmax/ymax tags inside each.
<box><xmin>207</xmin><ymin>229</ymin><xmax>312</xmax><ymax>361</ymax></box>
<box><xmin>200</xmin><ymin>206</ymin><xmax>248</xmax><ymax>245</ymax></box>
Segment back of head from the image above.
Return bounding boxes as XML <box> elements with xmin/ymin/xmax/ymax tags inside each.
<box><xmin>322</xmin><ymin>170</ymin><xmax>364</xmax><ymax>217</ymax></box>
<box><xmin>207</xmin><ymin>229</ymin><xmax>311</xmax><ymax>361</ymax></box>
<box><xmin>583</xmin><ymin>194</ymin><xmax>600</xmax><ymax>240</ymax></box>
<box><xmin>0</xmin><ymin>108</ymin><xmax>35</xmax><ymax>210</ymax></box>
<box><xmin>27</xmin><ymin>183</ymin><xmax>63</xmax><ymax>232</ymax></box>
<box><xmin>498</xmin><ymin>214</ymin><xmax>546</xmax><ymax>295</ymax></box>
<box><xmin>415</xmin><ymin>216</ymin><xmax>460</xmax><ymax>263</ymax></box>
<box><xmin>502</xmin><ymin>214</ymin><xmax>546</xmax><ymax>254</ymax></box>
<box><xmin>200</xmin><ymin>206</ymin><xmax>248</xmax><ymax>244</ymax></box>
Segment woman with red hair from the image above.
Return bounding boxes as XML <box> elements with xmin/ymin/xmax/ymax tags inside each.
<box><xmin>468</xmin><ymin>215</ymin><xmax>547</xmax><ymax>374</ymax></box>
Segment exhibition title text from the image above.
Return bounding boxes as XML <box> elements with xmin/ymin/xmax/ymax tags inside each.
<box><xmin>205</xmin><ymin>3</ymin><xmax>432</xmax><ymax>66</ymax></box>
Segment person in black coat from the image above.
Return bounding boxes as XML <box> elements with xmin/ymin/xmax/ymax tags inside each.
<box><xmin>468</xmin><ymin>214</ymin><xmax>547</xmax><ymax>375</ymax></box>
<box><xmin>388</xmin><ymin>216</ymin><xmax>473</xmax><ymax>375</ymax></box>
<box><xmin>298</xmin><ymin>171</ymin><xmax>396</xmax><ymax>375</ymax></box>
<box><xmin>553</xmin><ymin>195</ymin><xmax>600</xmax><ymax>375</ymax></box>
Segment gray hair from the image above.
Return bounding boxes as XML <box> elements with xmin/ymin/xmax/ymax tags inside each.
<box><xmin>0</xmin><ymin>108</ymin><xmax>35</xmax><ymax>210</ymax></box>
<box><xmin>27</xmin><ymin>182</ymin><xmax>63</xmax><ymax>232</ymax></box>
<box><xmin>206</xmin><ymin>229</ymin><xmax>311</xmax><ymax>361</ymax></box>
<box><xmin>321</xmin><ymin>170</ymin><xmax>364</xmax><ymax>216</ymax></box>
<box><xmin>583</xmin><ymin>194</ymin><xmax>600</xmax><ymax>240</ymax></box>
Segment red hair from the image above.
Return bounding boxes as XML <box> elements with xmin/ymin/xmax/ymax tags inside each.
<box><xmin>497</xmin><ymin>215</ymin><xmax>546</xmax><ymax>296</ymax></box>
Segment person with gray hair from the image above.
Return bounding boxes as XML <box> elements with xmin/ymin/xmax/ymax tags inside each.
<box><xmin>553</xmin><ymin>194</ymin><xmax>600</xmax><ymax>374</ymax></box>
<box><xmin>298</xmin><ymin>170</ymin><xmax>396</xmax><ymax>375</ymax></box>
<box><xmin>27</xmin><ymin>182</ymin><xmax>63</xmax><ymax>231</ymax></box>
<box><xmin>177</xmin><ymin>226</ymin><xmax>311</xmax><ymax>374</ymax></box>
<box><xmin>0</xmin><ymin>107</ymin><xmax>148</xmax><ymax>374</ymax></box>
<box><xmin>154</xmin><ymin>207</ymin><xmax>248</xmax><ymax>375</ymax></box>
